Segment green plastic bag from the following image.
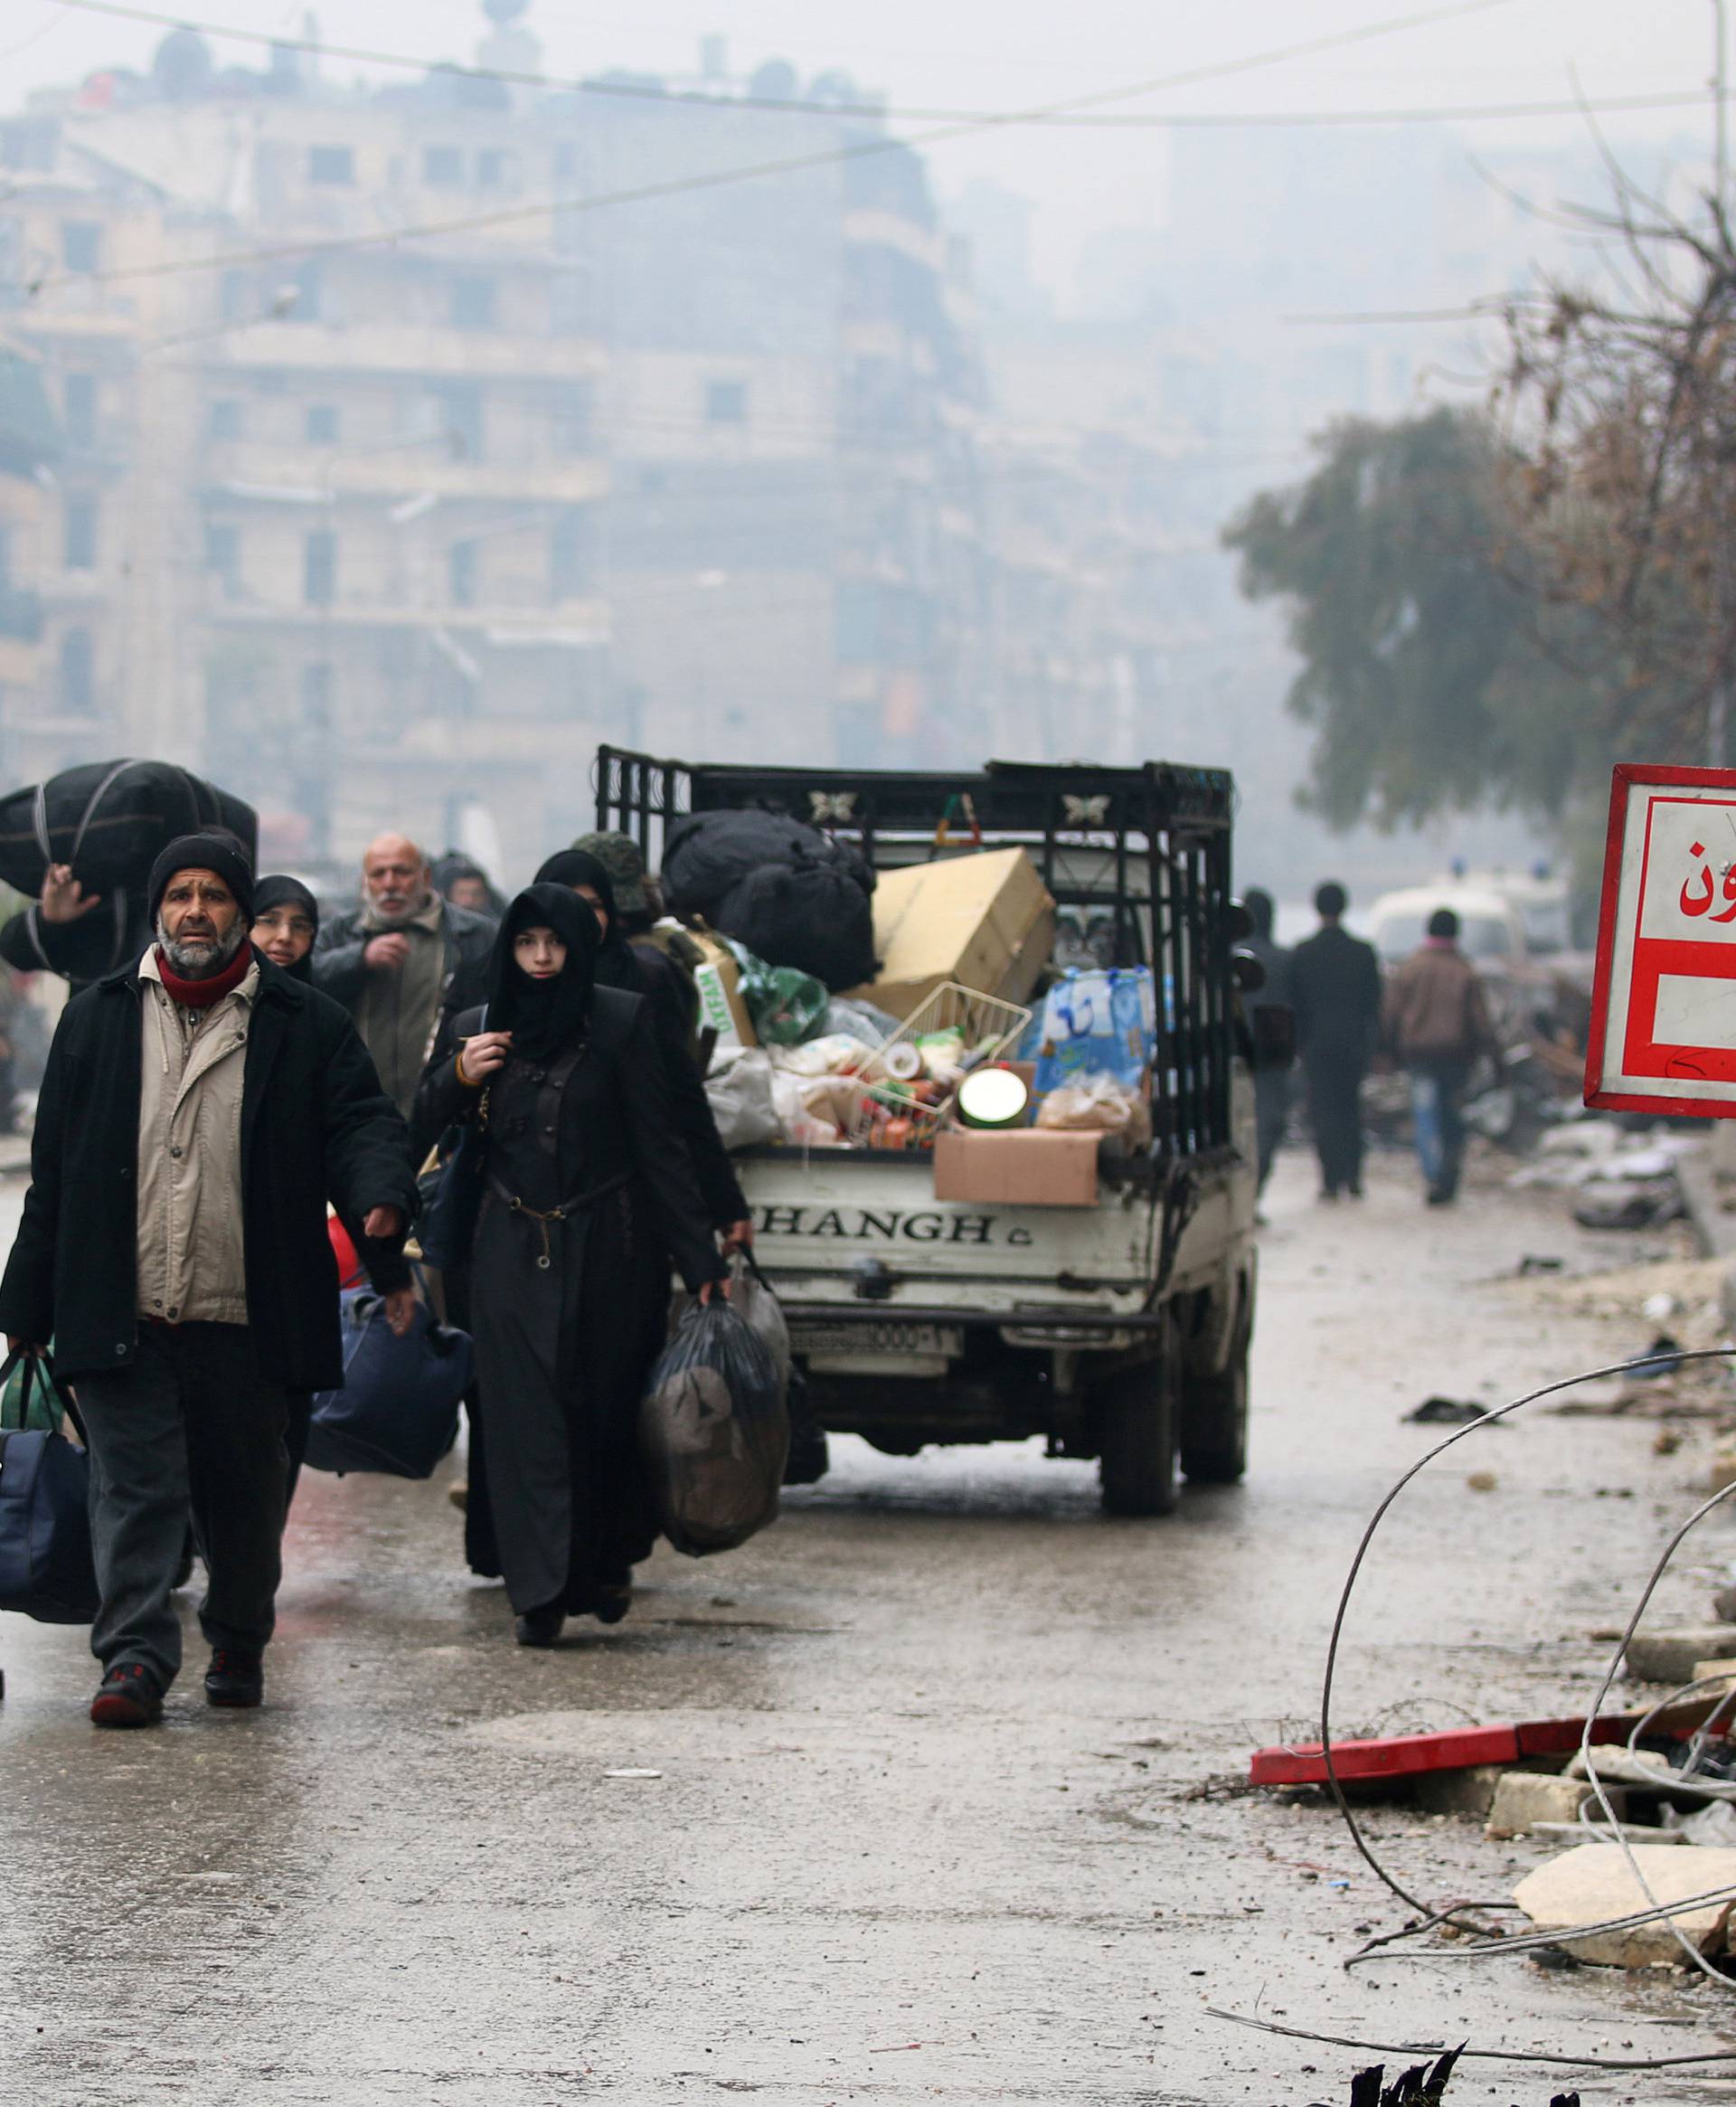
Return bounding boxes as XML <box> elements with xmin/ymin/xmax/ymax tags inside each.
<box><xmin>725</xmin><ymin>941</ymin><xmax>829</xmax><ymax>1048</ymax></box>
<box><xmin>1</xmin><ymin>1342</ymin><xmax>59</xmax><ymax>1431</ymax></box>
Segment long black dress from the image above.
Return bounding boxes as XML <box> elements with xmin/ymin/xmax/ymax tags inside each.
<box><xmin>419</xmin><ymin>978</ymin><xmax>724</xmax><ymax>1616</ymax></box>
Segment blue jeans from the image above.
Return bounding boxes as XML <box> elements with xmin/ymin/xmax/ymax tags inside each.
<box><xmin>1409</xmin><ymin>1060</ymin><xmax>1470</xmax><ymax>1195</ymax></box>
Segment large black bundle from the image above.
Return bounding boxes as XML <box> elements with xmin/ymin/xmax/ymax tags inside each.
<box><xmin>662</xmin><ymin>808</ymin><xmax>876</xmax><ymax>988</ymax></box>
<box><xmin>0</xmin><ymin>758</ymin><xmax>257</xmax><ymax>901</ymax></box>
<box><xmin>716</xmin><ymin>859</ymin><xmax>878</xmax><ymax>991</ymax></box>
<box><xmin>661</xmin><ymin>808</ymin><xmax>873</xmax><ymax>921</ymax></box>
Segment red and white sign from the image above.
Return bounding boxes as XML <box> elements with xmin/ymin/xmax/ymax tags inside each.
<box><xmin>1588</xmin><ymin>764</ymin><xmax>1736</xmax><ymax>1116</ymax></box>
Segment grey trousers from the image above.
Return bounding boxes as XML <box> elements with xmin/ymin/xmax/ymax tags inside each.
<box><xmin>75</xmin><ymin>1321</ymin><xmax>290</xmax><ymax>1691</ymax></box>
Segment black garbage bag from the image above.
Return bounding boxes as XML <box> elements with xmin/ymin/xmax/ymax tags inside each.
<box><xmin>639</xmin><ymin>1296</ymin><xmax>788</xmax><ymax>1556</ymax></box>
<box><xmin>715</xmin><ymin>856</ymin><xmax>878</xmax><ymax>990</ymax></box>
<box><xmin>0</xmin><ymin>758</ymin><xmax>258</xmax><ymax>901</ymax></box>
<box><xmin>662</xmin><ymin>808</ymin><xmax>873</xmax><ymax>922</ymax></box>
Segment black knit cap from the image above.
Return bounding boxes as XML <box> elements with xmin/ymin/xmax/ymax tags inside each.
<box><xmin>147</xmin><ymin>832</ymin><xmax>255</xmax><ymax>922</ymax></box>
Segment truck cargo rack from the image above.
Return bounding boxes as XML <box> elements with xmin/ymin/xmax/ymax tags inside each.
<box><xmin>594</xmin><ymin>746</ymin><xmax>1238</xmax><ymax>1157</ymax></box>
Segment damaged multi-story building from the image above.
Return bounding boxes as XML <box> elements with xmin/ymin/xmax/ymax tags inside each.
<box><xmin>0</xmin><ymin>5</ymin><xmax>995</xmax><ymax>870</ymax></box>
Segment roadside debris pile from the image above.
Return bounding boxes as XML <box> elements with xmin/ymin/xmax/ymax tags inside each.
<box><xmin>1253</xmin><ymin>1662</ymin><xmax>1736</xmax><ymax>1973</ymax></box>
<box><xmin>1505</xmin><ymin>1118</ymin><xmax>1703</xmax><ymax>1232</ymax></box>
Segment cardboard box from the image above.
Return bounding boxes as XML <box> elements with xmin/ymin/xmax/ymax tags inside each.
<box><xmin>689</xmin><ymin>931</ymin><xmax>757</xmax><ymax>1050</ymax></box>
<box><xmin>847</xmin><ymin>847</ymin><xmax>1055</xmax><ymax>1018</ymax></box>
<box><xmin>932</xmin><ymin>1128</ymin><xmax>1099</xmax><ymax>1208</ymax></box>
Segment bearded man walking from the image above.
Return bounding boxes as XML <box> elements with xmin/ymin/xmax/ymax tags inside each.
<box><xmin>312</xmin><ymin>834</ymin><xmax>494</xmax><ymax>1135</ymax></box>
<box><xmin>0</xmin><ymin>836</ymin><xmax>417</xmax><ymax>1726</ymax></box>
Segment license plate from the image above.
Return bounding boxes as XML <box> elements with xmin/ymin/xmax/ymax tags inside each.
<box><xmin>788</xmin><ymin>1321</ymin><xmax>963</xmax><ymax>1360</ymax></box>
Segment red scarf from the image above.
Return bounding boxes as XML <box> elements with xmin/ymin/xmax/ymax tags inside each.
<box><xmin>154</xmin><ymin>941</ymin><xmax>252</xmax><ymax>1008</ymax></box>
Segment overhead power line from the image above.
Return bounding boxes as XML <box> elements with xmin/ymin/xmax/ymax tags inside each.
<box><xmin>55</xmin><ymin>0</ymin><xmax>1529</xmax><ymax>128</ymax></box>
<box><xmin>21</xmin><ymin>0</ymin><xmax>1557</xmax><ymax>297</ymax></box>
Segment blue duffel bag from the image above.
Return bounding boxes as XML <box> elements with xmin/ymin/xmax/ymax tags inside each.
<box><xmin>303</xmin><ymin>1288</ymin><xmax>472</xmax><ymax>1479</ymax></box>
<box><xmin>0</xmin><ymin>1349</ymin><xmax>99</xmax><ymax>1624</ymax></box>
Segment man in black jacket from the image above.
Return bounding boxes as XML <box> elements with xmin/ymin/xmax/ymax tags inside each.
<box><xmin>312</xmin><ymin>834</ymin><xmax>495</xmax><ymax>1139</ymax></box>
<box><xmin>1290</xmin><ymin>880</ymin><xmax>1383</xmax><ymax>1201</ymax></box>
<box><xmin>0</xmin><ymin>835</ymin><xmax>418</xmax><ymax>1728</ymax></box>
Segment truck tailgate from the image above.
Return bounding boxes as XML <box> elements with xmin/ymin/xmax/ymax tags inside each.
<box><xmin>737</xmin><ymin>1151</ymin><xmax>1157</xmax><ymax>1303</ymax></box>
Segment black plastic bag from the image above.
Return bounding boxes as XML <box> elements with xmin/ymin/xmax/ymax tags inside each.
<box><xmin>639</xmin><ymin>1297</ymin><xmax>788</xmax><ymax>1556</ymax></box>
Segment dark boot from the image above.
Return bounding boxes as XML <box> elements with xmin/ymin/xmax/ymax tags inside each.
<box><xmin>514</xmin><ymin>1604</ymin><xmax>563</xmax><ymax>1648</ymax></box>
<box><xmin>90</xmin><ymin>1663</ymin><xmax>164</xmax><ymax>1729</ymax></box>
<box><xmin>204</xmin><ymin>1649</ymin><xmax>264</xmax><ymax>1708</ymax></box>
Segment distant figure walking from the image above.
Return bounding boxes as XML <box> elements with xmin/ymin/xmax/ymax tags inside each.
<box><xmin>1382</xmin><ymin>906</ymin><xmax>1499</xmax><ymax>1206</ymax></box>
<box><xmin>1241</xmin><ymin>887</ymin><xmax>1295</xmax><ymax>1192</ymax></box>
<box><xmin>311</xmin><ymin>835</ymin><xmax>495</xmax><ymax>1146</ymax></box>
<box><xmin>1291</xmin><ymin>882</ymin><xmax>1382</xmax><ymax>1201</ymax></box>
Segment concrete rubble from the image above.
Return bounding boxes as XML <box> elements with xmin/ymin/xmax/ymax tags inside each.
<box><xmin>1622</xmin><ymin>1625</ymin><xmax>1736</xmax><ymax>1684</ymax></box>
<box><xmin>1512</xmin><ymin>1843</ymin><xmax>1736</xmax><ymax>1967</ymax></box>
<box><xmin>1485</xmin><ymin>1770</ymin><xmax>1621</xmax><ymax>1838</ymax></box>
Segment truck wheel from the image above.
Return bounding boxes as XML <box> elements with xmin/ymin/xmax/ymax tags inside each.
<box><xmin>1096</xmin><ymin>1337</ymin><xmax>1179</xmax><ymax>1518</ymax></box>
<box><xmin>1181</xmin><ymin>1295</ymin><xmax>1250</xmax><ymax>1486</ymax></box>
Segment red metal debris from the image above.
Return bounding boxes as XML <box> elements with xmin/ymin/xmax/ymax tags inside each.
<box><xmin>1250</xmin><ymin>1702</ymin><xmax>1729</xmax><ymax>1787</ymax></box>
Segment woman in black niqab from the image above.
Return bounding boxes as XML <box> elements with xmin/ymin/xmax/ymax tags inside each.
<box><xmin>416</xmin><ymin>883</ymin><xmax>725</xmax><ymax>1649</ymax></box>
<box><xmin>485</xmin><ymin>881</ymin><xmax>599</xmax><ymax>1058</ymax></box>
<box><xmin>533</xmin><ymin>848</ymin><xmax>750</xmax><ymax>1244</ymax></box>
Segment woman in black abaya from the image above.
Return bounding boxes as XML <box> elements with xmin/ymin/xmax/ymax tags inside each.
<box><xmin>533</xmin><ymin>846</ymin><xmax>751</xmax><ymax>1251</ymax></box>
<box><xmin>416</xmin><ymin>884</ymin><xmax>725</xmax><ymax>1646</ymax></box>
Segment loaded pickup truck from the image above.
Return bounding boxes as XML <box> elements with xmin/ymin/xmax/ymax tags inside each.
<box><xmin>596</xmin><ymin>748</ymin><xmax>1263</xmax><ymax>1516</ymax></box>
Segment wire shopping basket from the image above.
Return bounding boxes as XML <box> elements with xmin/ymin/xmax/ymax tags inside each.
<box><xmin>845</xmin><ymin>983</ymin><xmax>1033</xmax><ymax>1149</ymax></box>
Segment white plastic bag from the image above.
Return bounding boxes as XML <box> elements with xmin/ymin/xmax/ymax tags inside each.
<box><xmin>771</xmin><ymin>1069</ymin><xmax>846</xmax><ymax>1146</ymax></box>
<box><xmin>704</xmin><ymin>1047</ymin><xmax>780</xmax><ymax>1150</ymax></box>
<box><xmin>1035</xmin><ymin>1072</ymin><xmax>1153</xmax><ymax>1147</ymax></box>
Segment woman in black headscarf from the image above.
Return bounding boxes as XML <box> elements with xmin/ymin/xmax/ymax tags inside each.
<box><xmin>535</xmin><ymin>847</ymin><xmax>751</xmax><ymax>1251</ymax></box>
<box><xmin>415</xmin><ymin>884</ymin><xmax>725</xmax><ymax>1646</ymax></box>
<box><xmin>250</xmin><ymin>874</ymin><xmax>321</xmax><ymax>980</ymax></box>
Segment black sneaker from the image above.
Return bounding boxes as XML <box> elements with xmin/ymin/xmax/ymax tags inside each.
<box><xmin>204</xmin><ymin>1649</ymin><xmax>264</xmax><ymax>1708</ymax></box>
<box><xmin>514</xmin><ymin>1604</ymin><xmax>563</xmax><ymax>1648</ymax></box>
<box><xmin>90</xmin><ymin>1664</ymin><xmax>164</xmax><ymax>1729</ymax></box>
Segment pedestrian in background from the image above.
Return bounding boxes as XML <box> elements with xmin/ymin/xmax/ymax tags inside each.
<box><xmin>312</xmin><ymin>834</ymin><xmax>494</xmax><ymax>1141</ymax></box>
<box><xmin>0</xmin><ymin>836</ymin><xmax>417</xmax><ymax>1726</ymax></box>
<box><xmin>1382</xmin><ymin>905</ymin><xmax>1500</xmax><ymax>1206</ymax></box>
<box><xmin>1290</xmin><ymin>881</ymin><xmax>1382</xmax><ymax>1202</ymax></box>
<box><xmin>1240</xmin><ymin>887</ymin><xmax>1295</xmax><ymax>1193</ymax></box>
<box><xmin>431</xmin><ymin>851</ymin><xmax>504</xmax><ymax>922</ymax></box>
<box><xmin>415</xmin><ymin>884</ymin><xmax>725</xmax><ymax>1649</ymax></box>
<box><xmin>251</xmin><ymin>874</ymin><xmax>418</xmax><ymax>1496</ymax></box>
<box><xmin>567</xmin><ymin>831</ymin><xmax>709</xmax><ymax>1057</ymax></box>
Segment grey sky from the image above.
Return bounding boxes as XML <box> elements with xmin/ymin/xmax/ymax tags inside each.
<box><xmin>5</xmin><ymin>0</ymin><xmax>1726</xmax><ymax>299</ymax></box>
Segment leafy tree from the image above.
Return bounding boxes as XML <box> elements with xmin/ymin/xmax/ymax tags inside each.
<box><xmin>1222</xmin><ymin>406</ymin><xmax>1688</xmax><ymax>830</ymax></box>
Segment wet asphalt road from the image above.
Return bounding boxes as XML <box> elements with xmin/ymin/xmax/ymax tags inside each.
<box><xmin>4</xmin><ymin>1144</ymin><xmax>1736</xmax><ymax>2104</ymax></box>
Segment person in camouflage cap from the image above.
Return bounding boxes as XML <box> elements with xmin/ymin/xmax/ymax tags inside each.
<box><xmin>568</xmin><ymin>833</ymin><xmax>707</xmax><ymax>1041</ymax></box>
<box><xmin>568</xmin><ymin>833</ymin><xmax>654</xmax><ymax>921</ymax></box>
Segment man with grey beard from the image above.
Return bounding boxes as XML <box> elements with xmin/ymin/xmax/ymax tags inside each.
<box><xmin>312</xmin><ymin>833</ymin><xmax>495</xmax><ymax>1142</ymax></box>
<box><xmin>0</xmin><ymin>834</ymin><xmax>418</xmax><ymax>1727</ymax></box>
